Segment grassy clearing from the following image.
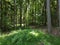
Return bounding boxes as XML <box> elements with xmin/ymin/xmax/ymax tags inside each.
<box><xmin>0</xmin><ymin>29</ymin><xmax>60</xmax><ymax>45</ymax></box>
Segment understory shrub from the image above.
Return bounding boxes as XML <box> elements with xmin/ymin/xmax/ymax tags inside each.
<box><xmin>0</xmin><ymin>29</ymin><xmax>60</xmax><ymax>45</ymax></box>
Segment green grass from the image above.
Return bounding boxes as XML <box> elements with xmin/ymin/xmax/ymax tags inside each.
<box><xmin>0</xmin><ymin>29</ymin><xmax>60</xmax><ymax>45</ymax></box>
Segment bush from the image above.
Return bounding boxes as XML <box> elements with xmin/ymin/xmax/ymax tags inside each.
<box><xmin>0</xmin><ymin>29</ymin><xmax>60</xmax><ymax>45</ymax></box>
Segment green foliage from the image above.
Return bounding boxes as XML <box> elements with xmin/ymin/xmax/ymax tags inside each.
<box><xmin>0</xmin><ymin>29</ymin><xmax>60</xmax><ymax>45</ymax></box>
<box><xmin>0</xmin><ymin>0</ymin><xmax>59</xmax><ymax>32</ymax></box>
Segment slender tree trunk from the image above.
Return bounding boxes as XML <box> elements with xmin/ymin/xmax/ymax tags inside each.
<box><xmin>14</xmin><ymin>0</ymin><xmax>17</xmax><ymax>29</ymax></box>
<box><xmin>19</xmin><ymin>0</ymin><xmax>23</xmax><ymax>28</ymax></box>
<box><xmin>46</xmin><ymin>0</ymin><xmax>52</xmax><ymax>33</ymax></box>
<box><xmin>58</xmin><ymin>0</ymin><xmax>60</xmax><ymax>28</ymax></box>
<box><xmin>0</xmin><ymin>0</ymin><xmax>1</xmax><ymax>28</ymax></box>
<box><xmin>0</xmin><ymin>0</ymin><xmax>3</xmax><ymax>32</ymax></box>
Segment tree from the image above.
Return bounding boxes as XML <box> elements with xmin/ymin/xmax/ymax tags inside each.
<box><xmin>46</xmin><ymin>0</ymin><xmax>52</xmax><ymax>33</ymax></box>
<box><xmin>58</xmin><ymin>0</ymin><xmax>60</xmax><ymax>27</ymax></box>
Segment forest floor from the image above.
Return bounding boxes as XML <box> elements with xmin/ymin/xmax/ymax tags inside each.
<box><xmin>29</xmin><ymin>26</ymin><xmax>60</xmax><ymax>36</ymax></box>
<box><xmin>1</xmin><ymin>26</ymin><xmax>60</xmax><ymax>36</ymax></box>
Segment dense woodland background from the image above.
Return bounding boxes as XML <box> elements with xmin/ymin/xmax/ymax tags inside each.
<box><xmin>0</xmin><ymin>0</ymin><xmax>59</xmax><ymax>32</ymax></box>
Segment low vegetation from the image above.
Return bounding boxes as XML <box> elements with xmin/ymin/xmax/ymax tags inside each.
<box><xmin>0</xmin><ymin>29</ymin><xmax>60</xmax><ymax>45</ymax></box>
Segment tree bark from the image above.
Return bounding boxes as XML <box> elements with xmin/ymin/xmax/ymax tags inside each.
<box><xmin>19</xmin><ymin>0</ymin><xmax>23</xmax><ymax>28</ymax></box>
<box><xmin>58</xmin><ymin>0</ymin><xmax>60</xmax><ymax>27</ymax></box>
<box><xmin>46</xmin><ymin>0</ymin><xmax>52</xmax><ymax>33</ymax></box>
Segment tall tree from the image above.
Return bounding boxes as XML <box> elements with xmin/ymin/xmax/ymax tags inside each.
<box><xmin>19</xmin><ymin>0</ymin><xmax>23</xmax><ymax>28</ymax></box>
<box><xmin>14</xmin><ymin>0</ymin><xmax>17</xmax><ymax>29</ymax></box>
<box><xmin>58</xmin><ymin>0</ymin><xmax>60</xmax><ymax>27</ymax></box>
<box><xmin>46</xmin><ymin>0</ymin><xmax>52</xmax><ymax>33</ymax></box>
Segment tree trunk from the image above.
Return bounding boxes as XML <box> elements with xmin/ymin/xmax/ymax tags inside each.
<box><xmin>58</xmin><ymin>0</ymin><xmax>60</xmax><ymax>27</ymax></box>
<box><xmin>19</xmin><ymin>0</ymin><xmax>23</xmax><ymax>28</ymax></box>
<box><xmin>46</xmin><ymin>0</ymin><xmax>52</xmax><ymax>33</ymax></box>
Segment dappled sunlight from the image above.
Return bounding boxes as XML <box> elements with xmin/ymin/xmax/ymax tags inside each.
<box><xmin>0</xmin><ymin>34</ymin><xmax>8</xmax><ymax>38</ymax></box>
<box><xmin>5</xmin><ymin>0</ymin><xmax>11</xmax><ymax>2</ymax></box>
<box><xmin>0</xmin><ymin>30</ymin><xmax>22</xmax><ymax>37</ymax></box>
<box><xmin>29</xmin><ymin>31</ymin><xmax>39</xmax><ymax>37</ymax></box>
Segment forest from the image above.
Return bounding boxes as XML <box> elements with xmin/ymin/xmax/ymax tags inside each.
<box><xmin>0</xmin><ymin>0</ymin><xmax>60</xmax><ymax>45</ymax></box>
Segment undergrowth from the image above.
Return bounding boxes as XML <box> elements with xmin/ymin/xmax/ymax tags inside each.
<box><xmin>0</xmin><ymin>29</ymin><xmax>60</xmax><ymax>45</ymax></box>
